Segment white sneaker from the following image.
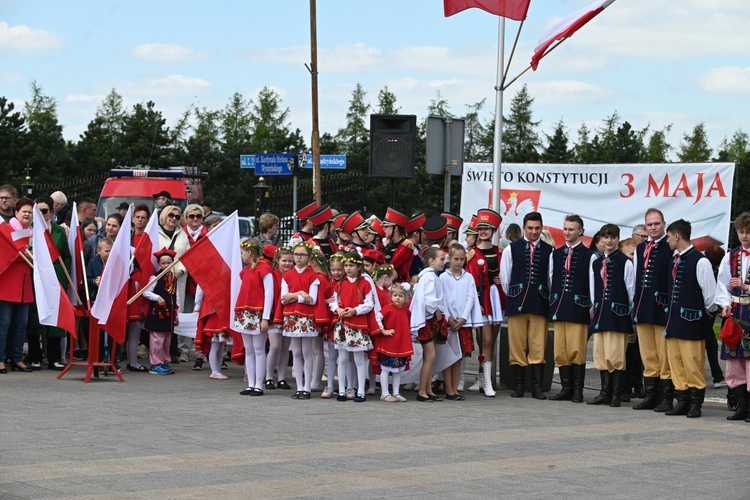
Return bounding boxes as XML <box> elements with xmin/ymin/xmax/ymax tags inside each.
<box><xmin>346</xmin><ymin>388</ymin><xmax>356</xmax><ymax>400</ymax></box>
<box><xmin>366</xmin><ymin>387</ymin><xmax>376</xmax><ymax>396</ymax></box>
<box><xmin>321</xmin><ymin>387</ymin><xmax>334</xmax><ymax>399</ymax></box>
<box><xmin>714</xmin><ymin>379</ymin><xmax>728</xmax><ymax>389</ymax></box>
<box><xmin>137</xmin><ymin>345</ymin><xmax>148</xmax><ymax>359</ymax></box>
<box><xmin>179</xmin><ymin>351</ymin><xmax>190</xmax><ymax>363</ymax></box>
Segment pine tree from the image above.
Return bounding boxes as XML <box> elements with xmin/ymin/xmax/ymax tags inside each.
<box><xmin>502</xmin><ymin>84</ymin><xmax>541</xmax><ymax>163</ymax></box>
<box><xmin>540</xmin><ymin>120</ymin><xmax>573</xmax><ymax>163</ymax></box>
<box><xmin>677</xmin><ymin>123</ymin><xmax>712</xmax><ymax>162</ymax></box>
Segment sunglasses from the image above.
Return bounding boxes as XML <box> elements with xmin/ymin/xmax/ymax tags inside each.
<box><xmin>39</xmin><ymin>208</ymin><xmax>49</xmax><ymax>214</ymax></box>
<box><xmin>187</xmin><ymin>214</ymin><xmax>203</xmax><ymax>220</ymax></box>
<box><xmin>167</xmin><ymin>213</ymin><xmax>181</xmax><ymax>220</ymax></box>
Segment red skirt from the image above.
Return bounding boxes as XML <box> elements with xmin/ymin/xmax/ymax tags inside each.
<box><xmin>417</xmin><ymin>316</ymin><xmax>448</xmax><ymax>344</ymax></box>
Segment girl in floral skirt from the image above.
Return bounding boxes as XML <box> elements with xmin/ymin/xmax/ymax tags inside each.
<box><xmin>265</xmin><ymin>247</ymin><xmax>294</xmax><ymax>390</ymax></box>
<box><xmin>235</xmin><ymin>238</ymin><xmax>273</xmax><ymax>396</ymax></box>
<box><xmin>331</xmin><ymin>250</ymin><xmax>381</xmax><ymax>402</ymax></box>
<box><xmin>274</xmin><ymin>242</ymin><xmax>322</xmax><ymax>400</ymax></box>
<box><xmin>321</xmin><ymin>252</ymin><xmax>345</xmax><ymax>398</ymax></box>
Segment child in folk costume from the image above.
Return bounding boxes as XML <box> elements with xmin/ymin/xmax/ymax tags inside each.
<box><xmin>465</xmin><ymin>209</ymin><xmax>504</xmax><ymax>397</ymax></box>
<box><xmin>439</xmin><ymin>243</ymin><xmax>482</xmax><ymax>400</ymax></box>
<box><xmin>410</xmin><ymin>246</ymin><xmax>449</xmax><ymax>402</ymax></box>
<box><xmin>194</xmin><ymin>286</ymin><xmax>234</xmax><ymax>380</ymax></box>
<box><xmin>373</xmin><ymin>264</ymin><xmax>396</xmax><ymax>307</ymax></box>
<box><xmin>275</xmin><ymin>242</ymin><xmax>325</xmax><ymax>400</ymax></box>
<box><xmin>235</xmin><ymin>238</ymin><xmax>274</xmax><ymax>396</ymax></box>
<box><xmin>376</xmin><ymin>283</ymin><xmax>414</xmax><ymax>402</ymax></box>
<box><xmin>331</xmin><ymin>250</ymin><xmax>381</xmax><ymax>402</ymax></box>
<box><xmin>307</xmin><ymin>245</ymin><xmax>330</xmax><ymax>392</ymax></box>
<box><xmin>265</xmin><ymin>246</ymin><xmax>294</xmax><ymax>390</ymax></box>
<box><xmin>321</xmin><ymin>252</ymin><xmax>346</xmax><ymax>398</ymax></box>
<box><xmin>143</xmin><ymin>248</ymin><xmax>180</xmax><ymax>375</ymax></box>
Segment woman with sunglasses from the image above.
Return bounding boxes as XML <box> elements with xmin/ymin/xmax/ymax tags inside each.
<box><xmin>158</xmin><ymin>205</ymin><xmax>189</xmax><ymax>364</ymax></box>
<box><xmin>180</xmin><ymin>204</ymin><xmax>207</xmax><ymax>365</ymax></box>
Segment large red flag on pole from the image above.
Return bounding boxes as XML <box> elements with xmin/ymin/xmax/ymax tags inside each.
<box><xmin>178</xmin><ymin>212</ymin><xmax>241</xmax><ymax>333</ymax></box>
<box><xmin>90</xmin><ymin>208</ymin><xmax>132</xmax><ymax>344</ymax></box>
<box><xmin>444</xmin><ymin>0</ymin><xmax>531</xmax><ymax>21</ymax></box>
<box><xmin>531</xmin><ymin>0</ymin><xmax>615</xmax><ymax>70</ymax></box>
<box><xmin>32</xmin><ymin>205</ymin><xmax>77</xmax><ymax>338</ymax></box>
<box><xmin>133</xmin><ymin>209</ymin><xmax>160</xmax><ymax>277</ymax></box>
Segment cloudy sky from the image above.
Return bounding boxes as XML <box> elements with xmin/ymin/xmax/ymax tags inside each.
<box><xmin>2</xmin><ymin>0</ymin><xmax>748</xmax><ymax>158</ymax></box>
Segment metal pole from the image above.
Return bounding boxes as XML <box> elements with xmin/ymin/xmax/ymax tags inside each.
<box><xmin>309</xmin><ymin>0</ymin><xmax>322</xmax><ymax>205</ymax></box>
<box><xmin>292</xmin><ymin>176</ymin><xmax>298</xmax><ymax>233</ymax></box>
<box><xmin>443</xmin><ymin>117</ymin><xmax>452</xmax><ymax>212</ymax></box>
<box><xmin>491</xmin><ymin>18</ymin><xmax>505</xmax><ymax>226</ymax></box>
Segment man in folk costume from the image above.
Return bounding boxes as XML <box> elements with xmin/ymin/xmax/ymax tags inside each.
<box><xmin>382</xmin><ymin>207</ymin><xmax>415</xmax><ymax>283</ymax></box>
<box><xmin>632</xmin><ymin>208</ymin><xmax>674</xmax><ymax>411</ymax></box>
<box><xmin>500</xmin><ymin>211</ymin><xmax>553</xmax><ymax>400</ymax></box>
<box><xmin>663</xmin><ymin>219</ymin><xmax>717</xmax><ymax>418</ymax></box>
<box><xmin>715</xmin><ymin>212</ymin><xmax>750</xmax><ymax>421</ymax></box>
<box><xmin>548</xmin><ymin>215</ymin><xmax>595</xmax><ymax>403</ymax></box>
<box><xmin>287</xmin><ymin>201</ymin><xmax>320</xmax><ymax>247</ymax></box>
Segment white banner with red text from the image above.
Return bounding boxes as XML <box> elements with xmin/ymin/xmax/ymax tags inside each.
<box><xmin>459</xmin><ymin>162</ymin><xmax>735</xmax><ymax>250</ymax></box>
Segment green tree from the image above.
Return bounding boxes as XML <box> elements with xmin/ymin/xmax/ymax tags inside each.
<box><xmin>249</xmin><ymin>86</ymin><xmax>305</xmax><ymax>155</ymax></box>
<box><xmin>716</xmin><ymin>130</ymin><xmax>750</xmax><ymax>221</ymax></box>
<box><xmin>645</xmin><ymin>125</ymin><xmax>673</xmax><ymax>163</ymax></box>
<box><xmin>120</xmin><ymin>101</ymin><xmax>171</xmax><ymax>168</ymax></box>
<box><xmin>375</xmin><ymin>86</ymin><xmax>400</xmax><ymax>115</ymax></box>
<box><xmin>0</xmin><ymin>97</ymin><xmax>28</xmax><ymax>184</ymax></box>
<box><xmin>502</xmin><ymin>84</ymin><xmax>541</xmax><ymax>163</ymax></box>
<box><xmin>540</xmin><ymin>120</ymin><xmax>573</xmax><ymax>163</ymax></box>
<box><xmin>676</xmin><ymin>123</ymin><xmax>712</xmax><ymax>162</ymax></box>
<box><xmin>573</xmin><ymin>123</ymin><xmax>597</xmax><ymax>163</ymax></box>
<box><xmin>462</xmin><ymin>99</ymin><xmax>490</xmax><ymax>162</ymax></box>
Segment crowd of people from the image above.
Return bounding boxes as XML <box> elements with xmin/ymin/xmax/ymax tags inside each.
<box><xmin>1</xmin><ymin>182</ymin><xmax>749</xmax><ymax>422</ymax></box>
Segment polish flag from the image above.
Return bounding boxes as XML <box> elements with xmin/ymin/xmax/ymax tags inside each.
<box><xmin>66</xmin><ymin>202</ymin><xmax>85</xmax><ymax>305</ymax></box>
<box><xmin>133</xmin><ymin>209</ymin><xmax>160</xmax><ymax>277</ymax></box>
<box><xmin>444</xmin><ymin>0</ymin><xmax>531</xmax><ymax>21</ymax></box>
<box><xmin>531</xmin><ymin>0</ymin><xmax>615</xmax><ymax>70</ymax></box>
<box><xmin>0</xmin><ymin>220</ymin><xmax>29</xmax><ymax>277</ymax></box>
<box><xmin>32</xmin><ymin>204</ymin><xmax>77</xmax><ymax>338</ymax></box>
<box><xmin>91</xmin><ymin>208</ymin><xmax>132</xmax><ymax>344</ymax></box>
<box><xmin>179</xmin><ymin>212</ymin><xmax>241</xmax><ymax>333</ymax></box>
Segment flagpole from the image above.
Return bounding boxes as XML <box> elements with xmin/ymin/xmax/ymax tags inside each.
<box><xmin>56</xmin><ymin>255</ymin><xmax>83</xmax><ymax>306</ymax></box>
<box><xmin>126</xmin><ymin>259</ymin><xmax>181</xmax><ymax>305</ymax></box>
<box><xmin>80</xmin><ymin>250</ymin><xmax>91</xmax><ymax>309</ymax></box>
<box><xmin>504</xmin><ymin>39</ymin><xmax>566</xmax><ymax>91</ymax></box>
<box><xmin>490</xmin><ymin>17</ymin><xmax>505</xmax><ymax>227</ymax></box>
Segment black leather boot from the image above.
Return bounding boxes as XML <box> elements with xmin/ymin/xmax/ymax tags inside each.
<box><xmin>654</xmin><ymin>379</ymin><xmax>674</xmax><ymax>412</ymax></box>
<box><xmin>610</xmin><ymin>370</ymin><xmax>624</xmax><ymax>407</ymax></box>
<box><xmin>686</xmin><ymin>387</ymin><xmax>705</xmax><ymax>418</ymax></box>
<box><xmin>549</xmin><ymin>365</ymin><xmax>573</xmax><ymax>401</ymax></box>
<box><xmin>727</xmin><ymin>386</ymin><xmax>748</xmax><ymax>421</ymax></box>
<box><xmin>510</xmin><ymin>364</ymin><xmax>525</xmax><ymax>398</ymax></box>
<box><xmin>530</xmin><ymin>364</ymin><xmax>547</xmax><ymax>400</ymax></box>
<box><xmin>665</xmin><ymin>389</ymin><xmax>690</xmax><ymax>415</ymax></box>
<box><xmin>633</xmin><ymin>377</ymin><xmax>659</xmax><ymax>410</ymax></box>
<box><xmin>571</xmin><ymin>364</ymin><xmax>586</xmax><ymax>403</ymax></box>
<box><xmin>588</xmin><ymin>370</ymin><xmax>612</xmax><ymax>405</ymax></box>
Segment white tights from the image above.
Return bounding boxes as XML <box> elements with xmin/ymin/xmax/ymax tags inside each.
<box><xmin>326</xmin><ymin>342</ymin><xmax>338</xmax><ymax>390</ymax></box>
<box><xmin>208</xmin><ymin>339</ymin><xmax>227</xmax><ymax>375</ymax></box>
<box><xmin>266</xmin><ymin>332</ymin><xmax>291</xmax><ymax>382</ymax></box>
<box><xmin>380</xmin><ymin>370</ymin><xmax>402</xmax><ymax>396</ymax></box>
<box><xmin>242</xmin><ymin>332</ymin><xmax>268</xmax><ymax>390</ymax></box>
<box><xmin>338</xmin><ymin>350</ymin><xmax>366</xmax><ymax>396</ymax></box>
<box><xmin>291</xmin><ymin>337</ymin><xmax>314</xmax><ymax>392</ymax></box>
<box><xmin>311</xmin><ymin>336</ymin><xmax>325</xmax><ymax>390</ymax></box>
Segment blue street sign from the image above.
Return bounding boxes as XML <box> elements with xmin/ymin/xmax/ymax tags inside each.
<box><xmin>240</xmin><ymin>154</ymin><xmax>256</xmax><ymax>169</ymax></box>
<box><xmin>300</xmin><ymin>154</ymin><xmax>347</xmax><ymax>169</ymax></box>
<box><xmin>255</xmin><ymin>153</ymin><xmax>294</xmax><ymax>176</ymax></box>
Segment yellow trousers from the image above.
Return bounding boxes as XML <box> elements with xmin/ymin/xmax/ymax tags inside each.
<box><xmin>636</xmin><ymin>323</ymin><xmax>670</xmax><ymax>379</ymax></box>
<box><xmin>666</xmin><ymin>337</ymin><xmax>706</xmax><ymax>391</ymax></box>
<box><xmin>593</xmin><ymin>331</ymin><xmax>628</xmax><ymax>372</ymax></box>
<box><xmin>553</xmin><ymin>322</ymin><xmax>587</xmax><ymax>366</ymax></box>
<box><xmin>508</xmin><ymin>314</ymin><xmax>548</xmax><ymax>366</ymax></box>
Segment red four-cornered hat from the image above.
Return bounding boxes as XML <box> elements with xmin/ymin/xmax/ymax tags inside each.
<box><xmin>422</xmin><ymin>216</ymin><xmax>448</xmax><ymax>241</ymax></box>
<box><xmin>475</xmin><ymin>208</ymin><xmax>502</xmax><ymax>230</ymax></box>
<box><xmin>382</xmin><ymin>207</ymin><xmax>410</xmax><ymax>229</ymax></box>
<box><xmin>363</xmin><ymin>248</ymin><xmax>384</xmax><ymax>264</ymax></box>
<box><xmin>296</xmin><ymin>201</ymin><xmax>320</xmax><ymax>221</ymax></box>
<box><xmin>262</xmin><ymin>244</ymin><xmax>278</xmax><ymax>260</ymax></box>
<box><xmin>153</xmin><ymin>247</ymin><xmax>177</xmax><ymax>260</ymax></box>
<box><xmin>406</xmin><ymin>212</ymin><xmax>426</xmax><ymax>234</ymax></box>
<box><xmin>441</xmin><ymin>212</ymin><xmax>463</xmax><ymax>231</ymax></box>
<box><xmin>309</xmin><ymin>204</ymin><xmax>334</xmax><ymax>227</ymax></box>
<box><xmin>341</xmin><ymin>211</ymin><xmax>368</xmax><ymax>235</ymax></box>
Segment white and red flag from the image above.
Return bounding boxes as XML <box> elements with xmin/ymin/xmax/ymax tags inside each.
<box><xmin>66</xmin><ymin>202</ymin><xmax>85</xmax><ymax>305</ymax></box>
<box><xmin>179</xmin><ymin>211</ymin><xmax>241</xmax><ymax>333</ymax></box>
<box><xmin>0</xmin><ymin>219</ymin><xmax>29</xmax><ymax>277</ymax></box>
<box><xmin>444</xmin><ymin>0</ymin><xmax>531</xmax><ymax>20</ymax></box>
<box><xmin>133</xmin><ymin>209</ymin><xmax>160</xmax><ymax>277</ymax></box>
<box><xmin>531</xmin><ymin>0</ymin><xmax>615</xmax><ymax>70</ymax></box>
<box><xmin>90</xmin><ymin>207</ymin><xmax>132</xmax><ymax>344</ymax></box>
<box><xmin>32</xmin><ymin>204</ymin><xmax>76</xmax><ymax>338</ymax></box>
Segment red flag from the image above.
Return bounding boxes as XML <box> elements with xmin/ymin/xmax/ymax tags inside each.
<box><xmin>133</xmin><ymin>209</ymin><xmax>160</xmax><ymax>277</ymax></box>
<box><xmin>32</xmin><ymin>205</ymin><xmax>76</xmax><ymax>338</ymax></box>
<box><xmin>531</xmin><ymin>0</ymin><xmax>615</xmax><ymax>70</ymax></box>
<box><xmin>43</xmin><ymin>227</ymin><xmax>62</xmax><ymax>262</ymax></box>
<box><xmin>179</xmin><ymin>212</ymin><xmax>241</xmax><ymax>332</ymax></box>
<box><xmin>91</xmin><ymin>208</ymin><xmax>132</xmax><ymax>344</ymax></box>
<box><xmin>0</xmin><ymin>222</ymin><xmax>21</xmax><ymax>277</ymax></box>
<box><xmin>444</xmin><ymin>0</ymin><xmax>530</xmax><ymax>21</ymax></box>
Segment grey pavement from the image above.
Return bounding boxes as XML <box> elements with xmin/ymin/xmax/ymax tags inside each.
<box><xmin>0</xmin><ymin>346</ymin><xmax>747</xmax><ymax>499</ymax></box>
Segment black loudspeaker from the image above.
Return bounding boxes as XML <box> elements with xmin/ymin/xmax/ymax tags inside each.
<box><xmin>369</xmin><ymin>114</ymin><xmax>417</xmax><ymax>179</ymax></box>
